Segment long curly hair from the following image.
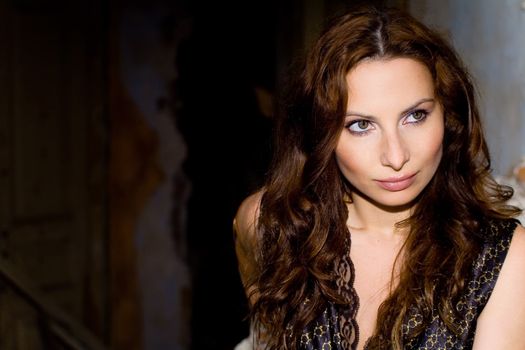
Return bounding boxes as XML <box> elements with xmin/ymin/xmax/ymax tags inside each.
<box><xmin>248</xmin><ymin>5</ymin><xmax>520</xmax><ymax>349</ymax></box>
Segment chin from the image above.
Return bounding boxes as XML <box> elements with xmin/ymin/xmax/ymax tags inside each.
<box><xmin>369</xmin><ymin>188</ymin><xmax>424</xmax><ymax>209</ymax></box>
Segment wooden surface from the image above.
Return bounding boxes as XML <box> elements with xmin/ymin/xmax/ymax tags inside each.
<box><xmin>0</xmin><ymin>0</ymin><xmax>108</xmax><ymax>344</ymax></box>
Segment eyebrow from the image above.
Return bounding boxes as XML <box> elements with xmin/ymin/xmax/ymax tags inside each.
<box><xmin>345</xmin><ymin>98</ymin><xmax>435</xmax><ymax>119</ymax></box>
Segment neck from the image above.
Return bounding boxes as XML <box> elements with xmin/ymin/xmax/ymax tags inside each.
<box><xmin>346</xmin><ymin>192</ymin><xmax>414</xmax><ymax>238</ymax></box>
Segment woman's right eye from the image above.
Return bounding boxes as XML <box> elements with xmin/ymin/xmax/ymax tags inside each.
<box><xmin>347</xmin><ymin>119</ymin><xmax>373</xmax><ymax>135</ymax></box>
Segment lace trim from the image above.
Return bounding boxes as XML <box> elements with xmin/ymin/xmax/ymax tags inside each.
<box><xmin>334</xmin><ymin>234</ymin><xmax>360</xmax><ymax>350</ymax></box>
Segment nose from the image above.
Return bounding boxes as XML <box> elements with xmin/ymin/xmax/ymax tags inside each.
<box><xmin>380</xmin><ymin>130</ymin><xmax>410</xmax><ymax>171</ymax></box>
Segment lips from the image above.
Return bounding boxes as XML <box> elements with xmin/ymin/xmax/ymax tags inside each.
<box><xmin>374</xmin><ymin>173</ymin><xmax>417</xmax><ymax>192</ymax></box>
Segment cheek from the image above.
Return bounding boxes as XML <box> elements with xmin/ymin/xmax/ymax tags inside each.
<box><xmin>335</xmin><ymin>145</ymin><xmax>353</xmax><ymax>175</ymax></box>
<box><xmin>414</xmin><ymin>124</ymin><xmax>444</xmax><ymax>165</ymax></box>
<box><xmin>429</xmin><ymin>125</ymin><xmax>445</xmax><ymax>160</ymax></box>
<box><xmin>334</xmin><ymin>143</ymin><xmax>370</xmax><ymax>179</ymax></box>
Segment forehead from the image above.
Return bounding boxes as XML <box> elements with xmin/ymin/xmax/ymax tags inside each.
<box><xmin>345</xmin><ymin>58</ymin><xmax>435</xmax><ymax>112</ymax></box>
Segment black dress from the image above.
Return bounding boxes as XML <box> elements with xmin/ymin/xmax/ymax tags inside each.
<box><xmin>298</xmin><ymin>218</ymin><xmax>519</xmax><ymax>350</ymax></box>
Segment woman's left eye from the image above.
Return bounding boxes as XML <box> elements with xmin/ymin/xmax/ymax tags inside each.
<box><xmin>405</xmin><ymin>110</ymin><xmax>428</xmax><ymax>124</ymax></box>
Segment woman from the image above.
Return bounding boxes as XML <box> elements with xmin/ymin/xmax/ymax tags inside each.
<box><xmin>234</xmin><ymin>5</ymin><xmax>525</xmax><ymax>350</ymax></box>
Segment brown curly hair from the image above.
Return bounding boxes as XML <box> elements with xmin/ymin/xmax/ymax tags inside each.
<box><xmin>247</xmin><ymin>5</ymin><xmax>520</xmax><ymax>349</ymax></box>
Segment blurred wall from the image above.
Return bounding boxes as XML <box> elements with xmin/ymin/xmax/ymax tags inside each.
<box><xmin>410</xmin><ymin>0</ymin><xmax>525</xmax><ymax>176</ymax></box>
<box><xmin>110</xmin><ymin>1</ymin><xmax>191</xmax><ymax>349</ymax></box>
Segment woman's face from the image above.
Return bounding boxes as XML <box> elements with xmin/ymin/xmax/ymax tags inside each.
<box><xmin>335</xmin><ymin>57</ymin><xmax>444</xmax><ymax>209</ymax></box>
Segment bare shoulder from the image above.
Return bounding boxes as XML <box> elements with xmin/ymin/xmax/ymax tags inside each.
<box><xmin>233</xmin><ymin>190</ymin><xmax>264</xmax><ymax>243</ymax></box>
<box><xmin>233</xmin><ymin>191</ymin><xmax>264</xmax><ymax>303</ymax></box>
<box><xmin>473</xmin><ymin>223</ymin><xmax>525</xmax><ymax>349</ymax></box>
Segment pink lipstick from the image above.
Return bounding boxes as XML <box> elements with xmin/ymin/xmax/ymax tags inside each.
<box><xmin>375</xmin><ymin>173</ymin><xmax>417</xmax><ymax>192</ymax></box>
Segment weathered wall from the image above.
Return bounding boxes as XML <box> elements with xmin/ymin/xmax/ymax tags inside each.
<box><xmin>410</xmin><ymin>0</ymin><xmax>525</xmax><ymax>176</ymax></box>
<box><xmin>116</xmin><ymin>3</ymin><xmax>191</xmax><ymax>350</ymax></box>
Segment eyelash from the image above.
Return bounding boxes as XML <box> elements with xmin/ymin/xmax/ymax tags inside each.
<box><xmin>345</xmin><ymin>119</ymin><xmax>374</xmax><ymax>136</ymax></box>
<box><xmin>344</xmin><ymin>109</ymin><xmax>429</xmax><ymax>136</ymax></box>
<box><xmin>404</xmin><ymin>109</ymin><xmax>429</xmax><ymax>125</ymax></box>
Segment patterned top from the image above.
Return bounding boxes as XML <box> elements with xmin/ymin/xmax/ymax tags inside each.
<box><xmin>299</xmin><ymin>218</ymin><xmax>519</xmax><ymax>350</ymax></box>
